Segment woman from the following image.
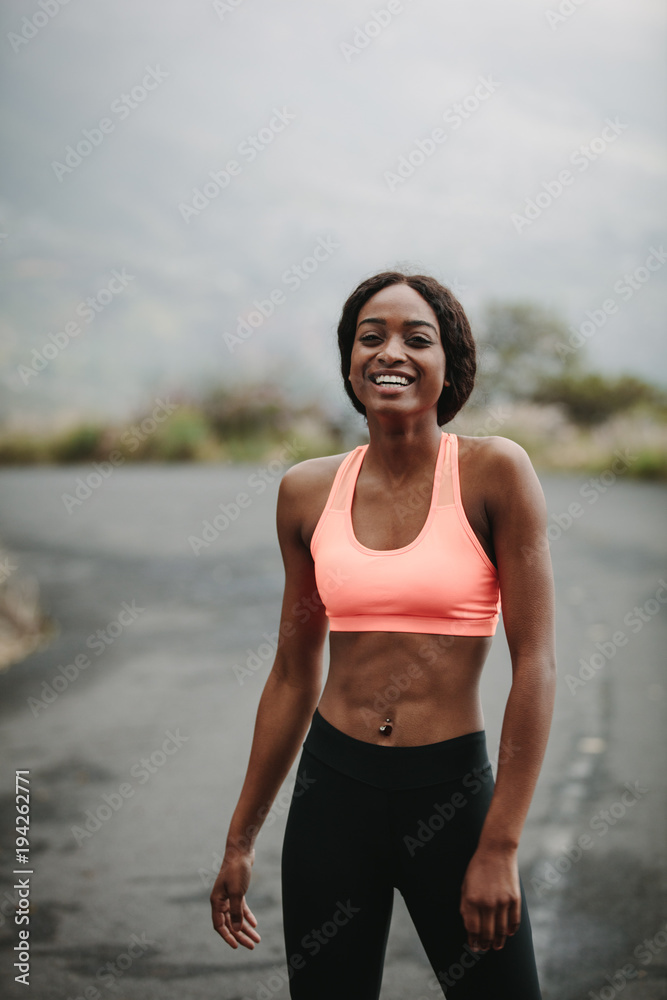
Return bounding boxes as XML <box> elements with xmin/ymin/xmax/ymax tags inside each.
<box><xmin>211</xmin><ymin>271</ymin><xmax>556</xmax><ymax>998</ymax></box>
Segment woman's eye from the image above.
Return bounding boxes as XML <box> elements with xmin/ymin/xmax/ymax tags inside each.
<box><xmin>358</xmin><ymin>332</ymin><xmax>432</xmax><ymax>345</ymax></box>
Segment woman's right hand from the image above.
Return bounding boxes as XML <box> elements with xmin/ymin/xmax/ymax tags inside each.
<box><xmin>210</xmin><ymin>846</ymin><xmax>261</xmax><ymax>949</ymax></box>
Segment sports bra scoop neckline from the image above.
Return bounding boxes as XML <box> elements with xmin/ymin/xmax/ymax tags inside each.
<box><xmin>347</xmin><ymin>428</ymin><xmax>450</xmax><ymax>556</ymax></box>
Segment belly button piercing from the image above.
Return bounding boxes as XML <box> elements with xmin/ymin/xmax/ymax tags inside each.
<box><xmin>379</xmin><ymin>718</ymin><xmax>392</xmax><ymax>736</ymax></box>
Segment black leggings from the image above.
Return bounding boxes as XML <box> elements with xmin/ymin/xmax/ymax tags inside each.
<box><xmin>281</xmin><ymin>708</ymin><xmax>542</xmax><ymax>999</ymax></box>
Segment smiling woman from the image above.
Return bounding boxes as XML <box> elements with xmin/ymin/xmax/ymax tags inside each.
<box><xmin>338</xmin><ymin>272</ymin><xmax>476</xmax><ymax>426</ymax></box>
<box><xmin>210</xmin><ymin>270</ymin><xmax>556</xmax><ymax>999</ymax></box>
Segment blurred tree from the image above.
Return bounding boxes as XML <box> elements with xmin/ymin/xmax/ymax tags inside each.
<box><xmin>201</xmin><ymin>383</ymin><xmax>291</xmax><ymax>439</ymax></box>
<box><xmin>531</xmin><ymin>372</ymin><xmax>665</xmax><ymax>427</ymax></box>
<box><xmin>200</xmin><ymin>381</ymin><xmax>339</xmax><ymax>444</ymax></box>
<box><xmin>53</xmin><ymin>423</ymin><xmax>106</xmax><ymax>462</ymax></box>
<box><xmin>472</xmin><ymin>301</ymin><xmax>576</xmax><ymax>407</ymax></box>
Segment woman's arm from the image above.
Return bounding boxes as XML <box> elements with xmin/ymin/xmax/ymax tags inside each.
<box><xmin>210</xmin><ymin>462</ymin><xmax>330</xmax><ymax>950</ymax></box>
<box><xmin>459</xmin><ymin>436</ymin><xmax>557</xmax><ymax>954</ymax></box>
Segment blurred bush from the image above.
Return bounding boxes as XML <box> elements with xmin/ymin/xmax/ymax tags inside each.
<box><xmin>0</xmin><ymin>382</ymin><xmax>348</xmax><ymax>466</ymax></box>
<box><xmin>52</xmin><ymin>423</ymin><xmax>107</xmax><ymax>462</ymax></box>
<box><xmin>201</xmin><ymin>383</ymin><xmax>293</xmax><ymax>439</ymax></box>
<box><xmin>531</xmin><ymin>372</ymin><xmax>666</xmax><ymax>426</ymax></box>
<box><xmin>121</xmin><ymin>406</ymin><xmax>218</xmax><ymax>462</ymax></box>
<box><xmin>0</xmin><ymin>434</ymin><xmax>50</xmax><ymax>464</ymax></box>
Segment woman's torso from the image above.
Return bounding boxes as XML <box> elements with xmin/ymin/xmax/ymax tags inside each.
<box><xmin>301</xmin><ymin>436</ymin><xmax>495</xmax><ymax>746</ymax></box>
<box><xmin>300</xmin><ymin>433</ymin><xmax>500</xmax><ymax>746</ymax></box>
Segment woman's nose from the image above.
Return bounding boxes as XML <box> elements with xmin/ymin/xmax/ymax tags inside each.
<box><xmin>377</xmin><ymin>337</ymin><xmax>407</xmax><ymax>363</ymax></box>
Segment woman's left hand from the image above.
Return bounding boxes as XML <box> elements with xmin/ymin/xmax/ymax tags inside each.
<box><xmin>459</xmin><ymin>845</ymin><xmax>521</xmax><ymax>952</ymax></box>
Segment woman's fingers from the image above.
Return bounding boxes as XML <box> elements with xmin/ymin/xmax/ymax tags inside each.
<box><xmin>243</xmin><ymin>901</ymin><xmax>259</xmax><ymax>929</ymax></box>
<box><xmin>210</xmin><ymin>850</ymin><xmax>258</xmax><ymax>950</ymax></box>
<box><xmin>211</xmin><ymin>887</ymin><xmax>260</xmax><ymax>948</ymax></box>
<box><xmin>218</xmin><ymin>921</ymin><xmax>240</xmax><ymax>949</ymax></box>
<box><xmin>463</xmin><ymin>899</ymin><xmax>518</xmax><ymax>951</ymax></box>
<box><xmin>236</xmin><ymin>903</ymin><xmax>261</xmax><ymax>944</ymax></box>
<box><xmin>226</xmin><ymin>914</ymin><xmax>261</xmax><ymax>948</ymax></box>
<box><xmin>473</xmin><ymin>904</ymin><xmax>495</xmax><ymax>952</ymax></box>
<box><xmin>460</xmin><ymin>850</ymin><xmax>522</xmax><ymax>952</ymax></box>
<box><xmin>212</xmin><ymin>903</ymin><xmax>240</xmax><ymax>948</ymax></box>
<box><xmin>460</xmin><ymin>899</ymin><xmax>482</xmax><ymax>951</ymax></box>
<box><xmin>214</xmin><ymin>905</ymin><xmax>261</xmax><ymax>949</ymax></box>
<box><xmin>507</xmin><ymin>894</ymin><xmax>521</xmax><ymax>936</ymax></box>
<box><xmin>491</xmin><ymin>902</ymin><xmax>509</xmax><ymax>950</ymax></box>
<box><xmin>230</xmin><ymin>894</ymin><xmax>244</xmax><ymax>930</ymax></box>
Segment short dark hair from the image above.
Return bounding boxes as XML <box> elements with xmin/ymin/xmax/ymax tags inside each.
<box><xmin>337</xmin><ymin>271</ymin><xmax>476</xmax><ymax>425</ymax></box>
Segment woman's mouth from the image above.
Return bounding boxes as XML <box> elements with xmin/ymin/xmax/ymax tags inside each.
<box><xmin>368</xmin><ymin>370</ymin><xmax>416</xmax><ymax>391</ymax></box>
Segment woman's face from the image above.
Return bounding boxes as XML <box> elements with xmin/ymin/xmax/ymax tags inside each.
<box><xmin>348</xmin><ymin>283</ymin><xmax>447</xmax><ymax>423</ymax></box>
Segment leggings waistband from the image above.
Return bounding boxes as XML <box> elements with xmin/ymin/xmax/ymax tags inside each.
<box><xmin>303</xmin><ymin>708</ymin><xmax>491</xmax><ymax>790</ymax></box>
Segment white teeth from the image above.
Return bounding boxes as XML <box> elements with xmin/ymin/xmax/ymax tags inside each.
<box><xmin>374</xmin><ymin>375</ymin><xmax>410</xmax><ymax>385</ymax></box>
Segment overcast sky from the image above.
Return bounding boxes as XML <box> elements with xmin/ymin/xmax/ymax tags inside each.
<box><xmin>1</xmin><ymin>0</ymin><xmax>665</xmax><ymax>429</ymax></box>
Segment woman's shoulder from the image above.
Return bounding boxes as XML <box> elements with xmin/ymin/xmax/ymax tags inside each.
<box><xmin>279</xmin><ymin>449</ymin><xmax>357</xmax><ymax>504</ymax></box>
<box><xmin>277</xmin><ymin>450</ymin><xmax>359</xmax><ymax>544</ymax></box>
<box><xmin>457</xmin><ymin>434</ymin><xmax>545</xmax><ymax>517</ymax></box>
<box><xmin>456</xmin><ymin>433</ymin><xmax>534</xmax><ymax>473</ymax></box>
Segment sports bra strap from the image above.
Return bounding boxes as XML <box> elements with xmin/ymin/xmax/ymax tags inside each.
<box><xmin>436</xmin><ymin>432</ymin><xmax>455</xmax><ymax>507</ymax></box>
<box><xmin>328</xmin><ymin>447</ymin><xmax>363</xmax><ymax>512</ymax></box>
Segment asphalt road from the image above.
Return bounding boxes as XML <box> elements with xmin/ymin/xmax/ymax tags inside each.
<box><xmin>0</xmin><ymin>459</ymin><xmax>665</xmax><ymax>999</ymax></box>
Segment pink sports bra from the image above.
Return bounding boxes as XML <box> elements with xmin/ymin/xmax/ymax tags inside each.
<box><xmin>310</xmin><ymin>432</ymin><xmax>501</xmax><ymax>636</ymax></box>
